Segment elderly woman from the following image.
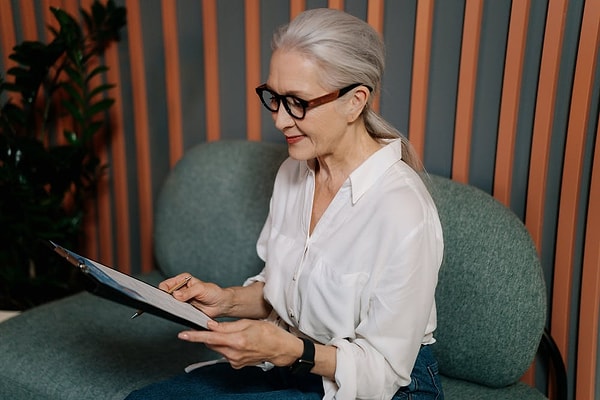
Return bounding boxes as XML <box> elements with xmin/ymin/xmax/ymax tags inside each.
<box><xmin>127</xmin><ymin>8</ymin><xmax>444</xmax><ymax>400</ymax></box>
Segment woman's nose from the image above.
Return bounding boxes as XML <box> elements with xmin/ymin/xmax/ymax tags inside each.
<box><xmin>273</xmin><ymin>104</ymin><xmax>295</xmax><ymax>131</ymax></box>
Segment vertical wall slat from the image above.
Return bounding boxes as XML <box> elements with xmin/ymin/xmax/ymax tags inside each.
<box><xmin>161</xmin><ymin>0</ymin><xmax>184</xmax><ymax>166</ymax></box>
<box><xmin>78</xmin><ymin>0</ymin><xmax>99</xmax><ymax>262</ymax></box>
<box><xmin>451</xmin><ymin>0</ymin><xmax>483</xmax><ymax>184</ymax></box>
<box><xmin>19</xmin><ymin>0</ymin><xmax>38</xmax><ymax>40</ymax></box>
<box><xmin>202</xmin><ymin>0</ymin><xmax>220</xmax><ymax>142</ymax></box>
<box><xmin>494</xmin><ymin>0</ymin><xmax>530</xmax><ymax>206</ymax></box>
<box><xmin>554</xmin><ymin>0</ymin><xmax>600</xmax><ymax>384</ymax></box>
<box><xmin>290</xmin><ymin>0</ymin><xmax>306</xmax><ymax>19</ymax></box>
<box><xmin>104</xmin><ymin>42</ymin><xmax>131</xmax><ymax>273</ymax></box>
<box><xmin>245</xmin><ymin>0</ymin><xmax>261</xmax><ymax>141</ymax></box>
<box><xmin>577</xmin><ymin>114</ymin><xmax>600</xmax><ymax>400</ymax></box>
<box><xmin>83</xmin><ymin>0</ymin><xmax>115</xmax><ymax>266</ymax></box>
<box><xmin>42</xmin><ymin>0</ymin><xmax>60</xmax><ymax>35</ymax></box>
<box><xmin>408</xmin><ymin>0</ymin><xmax>434</xmax><ymax>159</ymax></box>
<box><xmin>367</xmin><ymin>0</ymin><xmax>384</xmax><ymax>113</ymax></box>
<box><xmin>367</xmin><ymin>0</ymin><xmax>385</xmax><ymax>39</ymax></box>
<box><xmin>126</xmin><ymin>0</ymin><xmax>153</xmax><ymax>273</ymax></box>
<box><xmin>328</xmin><ymin>0</ymin><xmax>344</xmax><ymax>9</ymax></box>
<box><xmin>0</xmin><ymin>1</ymin><xmax>16</xmax><ymax>70</ymax></box>
<box><xmin>62</xmin><ymin>0</ymin><xmax>82</xmax><ymax>147</ymax></box>
<box><xmin>27</xmin><ymin>1</ymin><xmax>45</xmax><ymax>146</ymax></box>
<box><xmin>524</xmin><ymin>0</ymin><xmax>568</xmax><ymax>254</ymax></box>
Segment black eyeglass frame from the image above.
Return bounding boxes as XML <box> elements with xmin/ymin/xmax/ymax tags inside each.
<box><xmin>255</xmin><ymin>83</ymin><xmax>372</xmax><ymax>120</ymax></box>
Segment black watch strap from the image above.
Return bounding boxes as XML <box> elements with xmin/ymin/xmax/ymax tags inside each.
<box><xmin>289</xmin><ymin>337</ymin><xmax>315</xmax><ymax>376</ymax></box>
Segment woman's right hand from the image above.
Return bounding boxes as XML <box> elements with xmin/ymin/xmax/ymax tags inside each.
<box><xmin>159</xmin><ymin>273</ymin><xmax>233</xmax><ymax>318</ymax></box>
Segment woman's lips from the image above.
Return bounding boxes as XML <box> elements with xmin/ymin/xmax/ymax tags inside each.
<box><xmin>285</xmin><ymin>135</ymin><xmax>305</xmax><ymax>144</ymax></box>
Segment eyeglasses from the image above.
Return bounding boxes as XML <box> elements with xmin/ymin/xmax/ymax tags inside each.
<box><xmin>255</xmin><ymin>83</ymin><xmax>370</xmax><ymax>120</ymax></box>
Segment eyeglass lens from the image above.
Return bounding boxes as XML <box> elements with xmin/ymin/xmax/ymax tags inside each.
<box><xmin>258</xmin><ymin>89</ymin><xmax>305</xmax><ymax>119</ymax></box>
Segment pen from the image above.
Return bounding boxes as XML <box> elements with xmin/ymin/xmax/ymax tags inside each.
<box><xmin>130</xmin><ymin>275</ymin><xmax>192</xmax><ymax>319</ymax></box>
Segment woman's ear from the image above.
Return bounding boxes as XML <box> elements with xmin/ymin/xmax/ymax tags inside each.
<box><xmin>346</xmin><ymin>85</ymin><xmax>370</xmax><ymax>123</ymax></box>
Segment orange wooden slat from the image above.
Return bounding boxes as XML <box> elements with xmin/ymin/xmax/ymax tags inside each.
<box><xmin>408</xmin><ymin>0</ymin><xmax>435</xmax><ymax>159</ymax></box>
<box><xmin>577</xmin><ymin>112</ymin><xmax>600</xmax><ymax>400</ymax></box>
<box><xmin>554</xmin><ymin>0</ymin><xmax>600</xmax><ymax>384</ymax></box>
<box><xmin>327</xmin><ymin>0</ymin><xmax>344</xmax><ymax>10</ymax></box>
<box><xmin>19</xmin><ymin>0</ymin><xmax>38</xmax><ymax>40</ymax></box>
<box><xmin>88</xmin><ymin>0</ymin><xmax>114</xmax><ymax>266</ymax></box>
<box><xmin>0</xmin><ymin>1</ymin><xmax>16</xmax><ymax>70</ymax></box>
<box><xmin>41</xmin><ymin>0</ymin><xmax>61</xmax><ymax>36</ymax></box>
<box><xmin>494</xmin><ymin>0</ymin><xmax>530</xmax><ymax>206</ymax></box>
<box><xmin>40</xmin><ymin>0</ymin><xmax>67</xmax><ymax>146</ymax></box>
<box><xmin>126</xmin><ymin>0</ymin><xmax>154</xmax><ymax>273</ymax></box>
<box><xmin>104</xmin><ymin>42</ymin><xmax>132</xmax><ymax>273</ymax></box>
<box><xmin>245</xmin><ymin>0</ymin><xmax>261</xmax><ymax>141</ymax></box>
<box><xmin>367</xmin><ymin>0</ymin><xmax>385</xmax><ymax>36</ymax></box>
<box><xmin>161</xmin><ymin>0</ymin><xmax>184</xmax><ymax>165</ymax></box>
<box><xmin>89</xmin><ymin>63</ymin><xmax>114</xmax><ymax>266</ymax></box>
<box><xmin>367</xmin><ymin>0</ymin><xmax>384</xmax><ymax>113</ymax></box>
<box><xmin>524</xmin><ymin>1</ymin><xmax>568</xmax><ymax>390</ymax></box>
<box><xmin>78</xmin><ymin>0</ymin><xmax>97</xmax><ymax>260</ymax></box>
<box><xmin>202</xmin><ymin>0</ymin><xmax>220</xmax><ymax>142</ymax></box>
<box><xmin>61</xmin><ymin>0</ymin><xmax>82</xmax><ymax>147</ymax></box>
<box><xmin>78</xmin><ymin>0</ymin><xmax>99</xmax><ymax>265</ymax></box>
<box><xmin>452</xmin><ymin>0</ymin><xmax>483</xmax><ymax>184</ymax></box>
<box><xmin>290</xmin><ymin>0</ymin><xmax>306</xmax><ymax>19</ymax></box>
<box><xmin>524</xmin><ymin>0</ymin><xmax>568</xmax><ymax>253</ymax></box>
<box><xmin>0</xmin><ymin>0</ymin><xmax>17</xmax><ymax>117</ymax></box>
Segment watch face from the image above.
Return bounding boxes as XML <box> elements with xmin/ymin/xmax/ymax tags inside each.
<box><xmin>290</xmin><ymin>359</ymin><xmax>315</xmax><ymax>376</ymax></box>
<box><xmin>290</xmin><ymin>337</ymin><xmax>316</xmax><ymax>376</ymax></box>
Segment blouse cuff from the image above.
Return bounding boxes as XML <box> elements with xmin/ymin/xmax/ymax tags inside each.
<box><xmin>327</xmin><ymin>337</ymin><xmax>357</xmax><ymax>399</ymax></box>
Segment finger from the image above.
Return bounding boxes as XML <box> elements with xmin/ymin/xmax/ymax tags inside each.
<box><xmin>171</xmin><ymin>279</ymin><xmax>207</xmax><ymax>302</ymax></box>
<box><xmin>207</xmin><ymin>319</ymin><xmax>251</xmax><ymax>333</ymax></box>
<box><xmin>178</xmin><ymin>330</ymin><xmax>229</xmax><ymax>346</ymax></box>
<box><xmin>158</xmin><ymin>272</ymin><xmax>192</xmax><ymax>292</ymax></box>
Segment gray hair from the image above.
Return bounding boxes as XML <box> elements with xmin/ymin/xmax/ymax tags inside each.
<box><xmin>272</xmin><ymin>8</ymin><xmax>422</xmax><ymax>171</ymax></box>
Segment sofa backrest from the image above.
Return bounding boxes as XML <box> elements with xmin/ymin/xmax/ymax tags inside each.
<box><xmin>154</xmin><ymin>140</ymin><xmax>288</xmax><ymax>287</ymax></box>
<box><xmin>154</xmin><ymin>140</ymin><xmax>546</xmax><ymax>388</ymax></box>
<box><xmin>427</xmin><ymin>175</ymin><xmax>546</xmax><ymax>387</ymax></box>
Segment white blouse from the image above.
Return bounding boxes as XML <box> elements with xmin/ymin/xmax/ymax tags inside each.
<box><xmin>247</xmin><ymin>139</ymin><xmax>444</xmax><ymax>400</ymax></box>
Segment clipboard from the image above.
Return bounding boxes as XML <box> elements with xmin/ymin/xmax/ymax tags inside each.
<box><xmin>50</xmin><ymin>241</ymin><xmax>212</xmax><ymax>330</ymax></box>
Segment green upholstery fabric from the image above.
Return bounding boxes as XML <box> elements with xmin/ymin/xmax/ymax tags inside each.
<box><xmin>154</xmin><ymin>140</ymin><xmax>288</xmax><ymax>287</ymax></box>
<box><xmin>0</xmin><ymin>140</ymin><xmax>548</xmax><ymax>399</ymax></box>
<box><xmin>0</xmin><ymin>272</ymin><xmax>219</xmax><ymax>400</ymax></box>
<box><xmin>428</xmin><ymin>175</ymin><xmax>546</xmax><ymax>388</ymax></box>
<box><xmin>440</xmin><ymin>376</ymin><xmax>547</xmax><ymax>400</ymax></box>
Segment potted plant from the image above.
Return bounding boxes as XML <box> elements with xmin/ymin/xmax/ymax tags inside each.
<box><xmin>0</xmin><ymin>0</ymin><xmax>126</xmax><ymax>310</ymax></box>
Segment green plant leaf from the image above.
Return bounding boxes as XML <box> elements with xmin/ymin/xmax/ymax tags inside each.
<box><xmin>51</xmin><ymin>7</ymin><xmax>83</xmax><ymax>58</ymax></box>
<box><xmin>1</xmin><ymin>0</ymin><xmax>127</xmax><ymax>310</ymax></box>
<box><xmin>61</xmin><ymin>99</ymin><xmax>85</xmax><ymax>123</ymax></box>
<box><xmin>64</xmin><ymin>66</ymin><xmax>85</xmax><ymax>88</ymax></box>
<box><xmin>62</xmin><ymin>130</ymin><xmax>79</xmax><ymax>146</ymax></box>
<box><xmin>61</xmin><ymin>82</ymin><xmax>84</xmax><ymax>106</ymax></box>
<box><xmin>85</xmin><ymin>98</ymin><xmax>114</xmax><ymax>119</ymax></box>
<box><xmin>87</xmin><ymin>83</ymin><xmax>114</xmax><ymax>100</ymax></box>
<box><xmin>85</xmin><ymin>65</ymin><xmax>109</xmax><ymax>83</ymax></box>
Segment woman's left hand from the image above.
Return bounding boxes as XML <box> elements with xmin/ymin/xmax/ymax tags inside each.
<box><xmin>178</xmin><ymin>319</ymin><xmax>303</xmax><ymax>369</ymax></box>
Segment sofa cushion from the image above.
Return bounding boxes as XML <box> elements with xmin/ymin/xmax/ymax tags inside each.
<box><xmin>0</xmin><ymin>272</ymin><xmax>218</xmax><ymax>400</ymax></box>
<box><xmin>153</xmin><ymin>140</ymin><xmax>288</xmax><ymax>287</ymax></box>
<box><xmin>440</xmin><ymin>376</ymin><xmax>547</xmax><ymax>399</ymax></box>
<box><xmin>428</xmin><ymin>175</ymin><xmax>546</xmax><ymax>388</ymax></box>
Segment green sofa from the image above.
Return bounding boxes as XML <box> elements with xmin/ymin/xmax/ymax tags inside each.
<box><xmin>0</xmin><ymin>140</ymin><xmax>554</xmax><ymax>399</ymax></box>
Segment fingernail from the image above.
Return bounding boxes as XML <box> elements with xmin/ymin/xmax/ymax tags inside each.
<box><xmin>207</xmin><ymin>320</ymin><xmax>218</xmax><ymax>330</ymax></box>
<box><xmin>178</xmin><ymin>332</ymin><xmax>189</xmax><ymax>340</ymax></box>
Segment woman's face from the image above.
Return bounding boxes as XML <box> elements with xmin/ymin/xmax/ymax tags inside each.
<box><xmin>266</xmin><ymin>50</ymin><xmax>351</xmax><ymax>162</ymax></box>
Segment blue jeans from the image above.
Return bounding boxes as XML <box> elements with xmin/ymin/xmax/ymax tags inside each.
<box><xmin>126</xmin><ymin>345</ymin><xmax>443</xmax><ymax>399</ymax></box>
<box><xmin>393</xmin><ymin>345</ymin><xmax>444</xmax><ymax>400</ymax></box>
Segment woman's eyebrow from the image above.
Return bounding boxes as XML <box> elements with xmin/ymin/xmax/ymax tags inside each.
<box><xmin>265</xmin><ymin>83</ymin><xmax>308</xmax><ymax>98</ymax></box>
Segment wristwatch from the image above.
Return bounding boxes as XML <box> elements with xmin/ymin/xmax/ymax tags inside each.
<box><xmin>289</xmin><ymin>337</ymin><xmax>315</xmax><ymax>376</ymax></box>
